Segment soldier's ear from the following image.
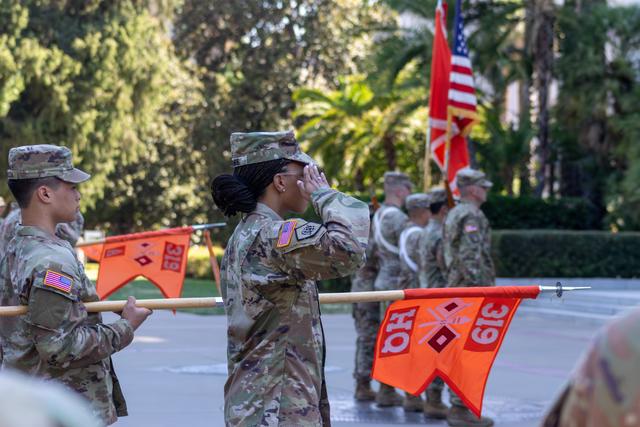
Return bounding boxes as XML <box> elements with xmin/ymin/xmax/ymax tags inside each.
<box><xmin>34</xmin><ymin>185</ymin><xmax>53</xmax><ymax>205</ymax></box>
<box><xmin>273</xmin><ymin>174</ymin><xmax>286</xmax><ymax>193</ymax></box>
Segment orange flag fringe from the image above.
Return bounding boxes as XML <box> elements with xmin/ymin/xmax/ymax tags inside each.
<box><xmin>372</xmin><ymin>286</ymin><xmax>540</xmax><ymax>417</ymax></box>
<box><xmin>84</xmin><ymin>227</ymin><xmax>193</xmax><ymax>299</ymax></box>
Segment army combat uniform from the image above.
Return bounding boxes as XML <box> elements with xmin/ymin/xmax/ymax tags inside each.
<box><xmin>372</xmin><ymin>202</ymin><xmax>408</xmax><ymax>292</ymax></box>
<box><xmin>221</xmin><ymin>131</ymin><xmax>369</xmax><ymax>426</ymax></box>
<box><xmin>443</xmin><ymin>171</ymin><xmax>495</xmax><ymax>288</ymax></box>
<box><xmin>398</xmin><ymin>193</ymin><xmax>431</xmax><ymax>291</ymax></box>
<box><xmin>351</xmin><ymin>217</ymin><xmax>379</xmax><ymax>400</ymax></box>
<box><xmin>443</xmin><ymin>169</ymin><xmax>495</xmax><ymax>427</ymax></box>
<box><xmin>542</xmin><ymin>307</ymin><xmax>640</xmax><ymax>427</ymax></box>
<box><xmin>416</xmin><ymin>189</ymin><xmax>450</xmax><ymax>417</ymax></box>
<box><xmin>0</xmin><ymin>205</ymin><xmax>84</xmax><ymax>256</ymax></box>
<box><xmin>0</xmin><ymin>145</ymin><xmax>134</xmax><ymax>425</ymax></box>
<box><xmin>370</xmin><ymin>172</ymin><xmax>412</xmax><ymax>407</ymax></box>
<box><xmin>418</xmin><ymin>189</ymin><xmax>448</xmax><ymax>290</ymax></box>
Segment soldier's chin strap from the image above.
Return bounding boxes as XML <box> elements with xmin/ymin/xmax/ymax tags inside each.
<box><xmin>373</xmin><ymin>206</ymin><xmax>401</xmax><ymax>255</ymax></box>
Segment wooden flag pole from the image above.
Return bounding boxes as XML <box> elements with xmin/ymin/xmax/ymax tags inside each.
<box><xmin>424</xmin><ymin>128</ymin><xmax>432</xmax><ymax>191</ymax></box>
<box><xmin>76</xmin><ymin>223</ymin><xmax>226</xmax><ymax>248</ymax></box>
<box><xmin>203</xmin><ymin>230</ymin><xmax>222</xmax><ymax>296</ymax></box>
<box><xmin>0</xmin><ymin>285</ymin><xmax>589</xmax><ymax>317</ymax></box>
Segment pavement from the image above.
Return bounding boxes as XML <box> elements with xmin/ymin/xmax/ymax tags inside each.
<box><xmin>108</xmin><ymin>302</ymin><xmax>606</xmax><ymax>427</ymax></box>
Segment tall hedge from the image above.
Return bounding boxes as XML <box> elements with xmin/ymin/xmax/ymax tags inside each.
<box><xmin>480</xmin><ymin>195</ymin><xmax>602</xmax><ymax>230</ymax></box>
<box><xmin>492</xmin><ymin>230</ymin><xmax>640</xmax><ymax>278</ymax></box>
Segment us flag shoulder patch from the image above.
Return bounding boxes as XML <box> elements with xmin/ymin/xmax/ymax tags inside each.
<box><xmin>277</xmin><ymin>220</ymin><xmax>297</xmax><ymax>248</ymax></box>
<box><xmin>43</xmin><ymin>270</ymin><xmax>73</xmax><ymax>294</ymax></box>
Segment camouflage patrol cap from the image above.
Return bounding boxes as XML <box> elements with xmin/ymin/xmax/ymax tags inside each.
<box><xmin>405</xmin><ymin>193</ymin><xmax>431</xmax><ymax>211</ymax></box>
<box><xmin>7</xmin><ymin>145</ymin><xmax>90</xmax><ymax>183</ymax></box>
<box><xmin>383</xmin><ymin>172</ymin><xmax>413</xmax><ymax>189</ymax></box>
<box><xmin>456</xmin><ymin>168</ymin><xmax>492</xmax><ymax>189</ymax></box>
<box><xmin>427</xmin><ymin>188</ymin><xmax>448</xmax><ymax>205</ymax></box>
<box><xmin>230</xmin><ymin>130</ymin><xmax>315</xmax><ymax>167</ymax></box>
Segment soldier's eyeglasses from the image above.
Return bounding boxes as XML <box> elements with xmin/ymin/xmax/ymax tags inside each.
<box><xmin>277</xmin><ymin>172</ymin><xmax>304</xmax><ymax>180</ymax></box>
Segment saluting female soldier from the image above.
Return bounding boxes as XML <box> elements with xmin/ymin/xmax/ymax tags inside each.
<box><xmin>211</xmin><ymin>131</ymin><xmax>370</xmax><ymax>427</ymax></box>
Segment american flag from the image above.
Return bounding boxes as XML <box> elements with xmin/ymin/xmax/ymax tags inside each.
<box><xmin>44</xmin><ymin>270</ymin><xmax>73</xmax><ymax>293</ymax></box>
<box><xmin>447</xmin><ymin>0</ymin><xmax>478</xmax><ymax>136</ymax></box>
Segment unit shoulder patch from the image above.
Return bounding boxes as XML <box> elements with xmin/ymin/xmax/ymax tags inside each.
<box><xmin>295</xmin><ymin>222</ymin><xmax>323</xmax><ymax>241</ymax></box>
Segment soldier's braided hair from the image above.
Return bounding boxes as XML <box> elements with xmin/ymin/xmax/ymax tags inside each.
<box><xmin>211</xmin><ymin>159</ymin><xmax>291</xmax><ymax>216</ymax></box>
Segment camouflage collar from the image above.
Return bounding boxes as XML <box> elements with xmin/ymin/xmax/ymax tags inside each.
<box><xmin>16</xmin><ymin>225</ymin><xmax>58</xmax><ymax>241</ymax></box>
<box><xmin>249</xmin><ymin>203</ymin><xmax>282</xmax><ymax>221</ymax></box>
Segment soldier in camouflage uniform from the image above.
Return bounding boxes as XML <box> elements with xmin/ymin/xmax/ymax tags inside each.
<box><xmin>0</xmin><ymin>197</ymin><xmax>5</xmax><ymax>223</ymax></box>
<box><xmin>542</xmin><ymin>307</ymin><xmax>640</xmax><ymax>427</ymax></box>
<box><xmin>211</xmin><ymin>131</ymin><xmax>369</xmax><ymax>426</ymax></box>
<box><xmin>0</xmin><ymin>371</ymin><xmax>102</xmax><ymax>427</ymax></box>
<box><xmin>0</xmin><ymin>202</ymin><xmax>19</xmax><ymax>258</ymax></box>
<box><xmin>397</xmin><ymin>192</ymin><xmax>431</xmax><ymax>412</ymax></box>
<box><xmin>443</xmin><ymin>169</ymin><xmax>494</xmax><ymax>427</ymax></box>
<box><xmin>351</xmin><ymin>203</ymin><xmax>379</xmax><ymax>401</ymax></box>
<box><xmin>417</xmin><ymin>188</ymin><xmax>451</xmax><ymax>418</ymax></box>
<box><xmin>418</xmin><ymin>188</ymin><xmax>449</xmax><ymax>290</ymax></box>
<box><xmin>372</xmin><ymin>171</ymin><xmax>412</xmax><ymax>407</ymax></box>
<box><xmin>0</xmin><ymin>204</ymin><xmax>84</xmax><ymax>257</ymax></box>
<box><xmin>0</xmin><ymin>145</ymin><xmax>152</xmax><ymax>425</ymax></box>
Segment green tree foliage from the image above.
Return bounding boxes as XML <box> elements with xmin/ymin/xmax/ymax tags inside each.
<box><xmin>0</xmin><ymin>0</ymin><xmax>206</xmax><ymax>231</ymax></box>
<box><xmin>173</xmin><ymin>0</ymin><xmax>381</xmax><ymax>189</ymax></box>
<box><xmin>554</xmin><ymin>1</ymin><xmax>640</xmax><ymax>230</ymax></box>
<box><xmin>293</xmin><ymin>75</ymin><xmax>426</xmax><ymax>191</ymax></box>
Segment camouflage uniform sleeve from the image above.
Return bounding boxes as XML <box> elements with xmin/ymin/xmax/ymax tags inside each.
<box><xmin>380</xmin><ymin>208</ymin><xmax>408</xmax><ymax>246</ymax></box>
<box><xmin>457</xmin><ymin>213</ymin><xmax>487</xmax><ymax>286</ymax></box>
<box><xmin>351</xmin><ymin>235</ymin><xmax>378</xmax><ymax>292</ymax></box>
<box><xmin>26</xmin><ymin>257</ymin><xmax>134</xmax><ymax>369</ymax></box>
<box><xmin>269</xmin><ymin>188</ymin><xmax>369</xmax><ymax>281</ymax></box>
<box><xmin>55</xmin><ymin>213</ymin><xmax>84</xmax><ymax>246</ymax></box>
<box><xmin>435</xmin><ymin>238</ymin><xmax>447</xmax><ymax>279</ymax></box>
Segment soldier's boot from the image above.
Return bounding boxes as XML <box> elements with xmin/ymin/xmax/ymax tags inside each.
<box><xmin>354</xmin><ymin>379</ymin><xmax>376</xmax><ymax>401</ymax></box>
<box><xmin>446</xmin><ymin>406</ymin><xmax>494</xmax><ymax>427</ymax></box>
<box><xmin>402</xmin><ymin>392</ymin><xmax>423</xmax><ymax>412</ymax></box>
<box><xmin>423</xmin><ymin>388</ymin><xmax>449</xmax><ymax>419</ymax></box>
<box><xmin>375</xmin><ymin>383</ymin><xmax>403</xmax><ymax>407</ymax></box>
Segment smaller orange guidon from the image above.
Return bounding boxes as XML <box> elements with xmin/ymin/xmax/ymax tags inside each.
<box><xmin>277</xmin><ymin>220</ymin><xmax>297</xmax><ymax>248</ymax></box>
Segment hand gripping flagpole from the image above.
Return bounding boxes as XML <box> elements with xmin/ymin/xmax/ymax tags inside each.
<box><xmin>0</xmin><ymin>283</ymin><xmax>589</xmax><ymax>317</ymax></box>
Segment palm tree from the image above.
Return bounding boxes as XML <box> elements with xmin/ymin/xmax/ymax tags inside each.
<box><xmin>293</xmin><ymin>76</ymin><xmax>425</xmax><ymax>191</ymax></box>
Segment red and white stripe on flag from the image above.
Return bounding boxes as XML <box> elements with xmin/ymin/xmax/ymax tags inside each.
<box><xmin>427</xmin><ymin>0</ymin><xmax>472</xmax><ymax>192</ymax></box>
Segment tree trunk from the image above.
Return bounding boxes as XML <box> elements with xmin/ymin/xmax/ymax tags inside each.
<box><xmin>532</xmin><ymin>0</ymin><xmax>554</xmax><ymax>197</ymax></box>
<box><xmin>383</xmin><ymin>133</ymin><xmax>397</xmax><ymax>170</ymax></box>
<box><xmin>519</xmin><ymin>0</ymin><xmax>534</xmax><ymax>196</ymax></box>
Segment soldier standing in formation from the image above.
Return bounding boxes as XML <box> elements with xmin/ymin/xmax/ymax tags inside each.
<box><xmin>0</xmin><ymin>145</ymin><xmax>153</xmax><ymax>425</ymax></box>
<box><xmin>0</xmin><ymin>202</ymin><xmax>84</xmax><ymax>258</ymax></box>
<box><xmin>351</xmin><ymin>203</ymin><xmax>380</xmax><ymax>401</ymax></box>
<box><xmin>417</xmin><ymin>188</ymin><xmax>451</xmax><ymax>419</ymax></box>
<box><xmin>397</xmin><ymin>192</ymin><xmax>431</xmax><ymax>412</ymax></box>
<box><xmin>0</xmin><ymin>197</ymin><xmax>5</xmax><ymax>225</ymax></box>
<box><xmin>371</xmin><ymin>171</ymin><xmax>412</xmax><ymax>407</ymax></box>
<box><xmin>443</xmin><ymin>168</ymin><xmax>495</xmax><ymax>427</ymax></box>
<box><xmin>211</xmin><ymin>131</ymin><xmax>369</xmax><ymax>426</ymax></box>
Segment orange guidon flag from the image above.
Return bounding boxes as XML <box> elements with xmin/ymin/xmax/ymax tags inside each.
<box><xmin>80</xmin><ymin>243</ymin><xmax>104</xmax><ymax>262</ymax></box>
<box><xmin>372</xmin><ymin>286</ymin><xmax>541</xmax><ymax>417</ymax></box>
<box><xmin>93</xmin><ymin>227</ymin><xmax>193</xmax><ymax>300</ymax></box>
